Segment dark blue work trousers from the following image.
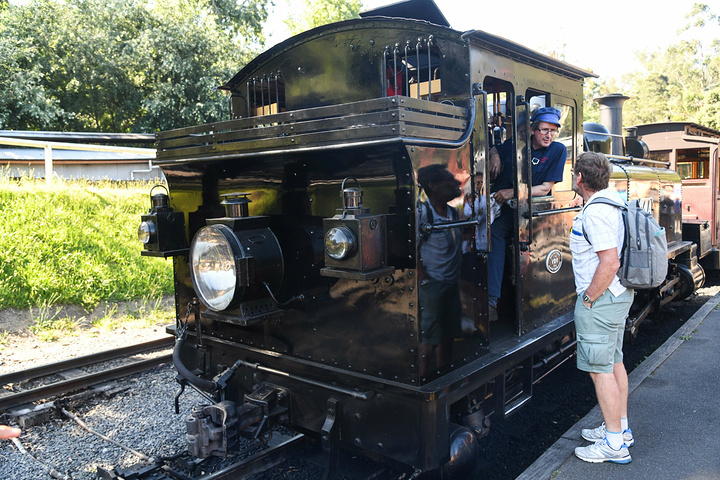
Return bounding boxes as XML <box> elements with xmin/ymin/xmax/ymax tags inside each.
<box><xmin>488</xmin><ymin>205</ymin><xmax>513</xmax><ymax>306</ymax></box>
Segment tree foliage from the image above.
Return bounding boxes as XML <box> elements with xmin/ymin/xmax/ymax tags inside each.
<box><xmin>0</xmin><ymin>0</ymin><xmax>269</xmax><ymax>132</ymax></box>
<box><xmin>584</xmin><ymin>3</ymin><xmax>720</xmax><ymax>130</ymax></box>
<box><xmin>284</xmin><ymin>0</ymin><xmax>362</xmax><ymax>35</ymax></box>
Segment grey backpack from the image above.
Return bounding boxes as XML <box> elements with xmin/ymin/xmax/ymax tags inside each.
<box><xmin>583</xmin><ymin>197</ymin><xmax>668</xmax><ymax>289</ymax></box>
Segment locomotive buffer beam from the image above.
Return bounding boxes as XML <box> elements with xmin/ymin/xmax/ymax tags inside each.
<box><xmin>186</xmin><ymin>384</ymin><xmax>290</xmax><ymax>459</ymax></box>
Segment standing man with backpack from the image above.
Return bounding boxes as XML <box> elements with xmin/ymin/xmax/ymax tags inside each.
<box><xmin>570</xmin><ymin>151</ymin><xmax>634</xmax><ymax>464</ymax></box>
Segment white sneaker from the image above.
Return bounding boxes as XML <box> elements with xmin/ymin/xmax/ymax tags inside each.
<box><xmin>581</xmin><ymin>422</ymin><xmax>634</xmax><ymax>447</ymax></box>
<box><xmin>574</xmin><ymin>438</ymin><xmax>631</xmax><ymax>464</ymax></box>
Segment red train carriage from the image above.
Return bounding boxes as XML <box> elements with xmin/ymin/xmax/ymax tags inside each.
<box><xmin>634</xmin><ymin>122</ymin><xmax>720</xmax><ymax>270</ymax></box>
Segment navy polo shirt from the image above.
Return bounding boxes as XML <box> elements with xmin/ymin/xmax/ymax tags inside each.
<box><xmin>491</xmin><ymin>140</ymin><xmax>566</xmax><ymax>193</ymax></box>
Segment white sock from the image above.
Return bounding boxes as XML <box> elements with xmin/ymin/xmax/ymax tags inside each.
<box><xmin>606</xmin><ymin>430</ymin><xmax>624</xmax><ymax>449</ymax></box>
<box><xmin>621</xmin><ymin>417</ymin><xmax>629</xmax><ymax>431</ymax></box>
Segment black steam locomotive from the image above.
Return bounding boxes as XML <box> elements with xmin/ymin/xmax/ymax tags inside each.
<box><xmin>137</xmin><ymin>1</ymin><xmax>704</xmax><ymax>477</ymax></box>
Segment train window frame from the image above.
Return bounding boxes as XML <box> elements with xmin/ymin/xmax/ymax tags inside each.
<box><xmin>242</xmin><ymin>74</ymin><xmax>285</xmax><ymax>118</ymax></box>
<box><xmin>384</xmin><ymin>41</ymin><xmax>443</xmax><ymax>101</ymax></box>
<box><xmin>676</xmin><ymin>147</ymin><xmax>710</xmax><ymax>180</ymax></box>
<box><xmin>648</xmin><ymin>150</ymin><xmax>670</xmax><ymax>164</ymax></box>
<box><xmin>525</xmin><ymin>92</ymin><xmax>578</xmax><ymax>202</ymax></box>
<box><xmin>550</xmin><ymin>101</ymin><xmax>576</xmax><ymax>197</ymax></box>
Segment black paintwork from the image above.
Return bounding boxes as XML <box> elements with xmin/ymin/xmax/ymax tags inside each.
<box><xmin>146</xmin><ymin>14</ymin><xmax>698</xmax><ymax>475</ymax></box>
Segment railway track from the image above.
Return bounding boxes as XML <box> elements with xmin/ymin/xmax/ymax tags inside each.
<box><xmin>0</xmin><ymin>337</ymin><xmax>174</xmax><ymax>412</ymax></box>
<box><xmin>2</xmin><ymin>281</ymin><xmax>717</xmax><ymax>480</ymax></box>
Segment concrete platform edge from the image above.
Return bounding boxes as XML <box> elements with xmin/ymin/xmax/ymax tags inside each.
<box><xmin>516</xmin><ymin>291</ymin><xmax>720</xmax><ymax>480</ymax></box>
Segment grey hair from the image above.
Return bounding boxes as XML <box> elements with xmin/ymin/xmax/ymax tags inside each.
<box><xmin>575</xmin><ymin>151</ymin><xmax>611</xmax><ymax>191</ymax></box>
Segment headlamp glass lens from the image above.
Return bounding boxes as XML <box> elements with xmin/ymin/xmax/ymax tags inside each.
<box><xmin>190</xmin><ymin>226</ymin><xmax>237</xmax><ymax>311</ymax></box>
<box><xmin>325</xmin><ymin>226</ymin><xmax>356</xmax><ymax>260</ymax></box>
<box><xmin>137</xmin><ymin>221</ymin><xmax>155</xmax><ymax>244</ymax></box>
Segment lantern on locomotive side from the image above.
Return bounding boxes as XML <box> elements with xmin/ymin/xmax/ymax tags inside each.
<box><xmin>138</xmin><ymin>184</ymin><xmax>188</xmax><ymax>257</ymax></box>
<box><xmin>320</xmin><ymin>177</ymin><xmax>395</xmax><ymax>280</ymax></box>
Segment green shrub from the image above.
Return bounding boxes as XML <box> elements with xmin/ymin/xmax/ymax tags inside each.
<box><xmin>0</xmin><ymin>176</ymin><xmax>174</xmax><ymax>310</ymax></box>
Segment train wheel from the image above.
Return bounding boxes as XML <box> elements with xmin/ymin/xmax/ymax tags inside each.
<box><xmin>675</xmin><ymin>263</ymin><xmax>704</xmax><ymax>301</ymax></box>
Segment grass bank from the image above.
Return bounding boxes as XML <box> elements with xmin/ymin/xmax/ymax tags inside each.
<box><xmin>0</xmin><ymin>175</ymin><xmax>174</xmax><ymax>316</ymax></box>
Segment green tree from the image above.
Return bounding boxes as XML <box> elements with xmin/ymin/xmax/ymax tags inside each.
<box><xmin>583</xmin><ymin>76</ymin><xmax>623</xmax><ymax>124</ymax></box>
<box><xmin>0</xmin><ymin>0</ymin><xmax>268</xmax><ymax>132</ymax></box>
<box><xmin>0</xmin><ymin>32</ymin><xmax>69</xmax><ymax>130</ymax></box>
<box><xmin>620</xmin><ymin>3</ymin><xmax>720</xmax><ymax>129</ymax></box>
<box><xmin>284</xmin><ymin>0</ymin><xmax>362</xmax><ymax>35</ymax></box>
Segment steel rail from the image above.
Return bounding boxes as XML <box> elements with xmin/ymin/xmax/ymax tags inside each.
<box><xmin>0</xmin><ymin>337</ymin><xmax>174</xmax><ymax>386</ymax></box>
<box><xmin>202</xmin><ymin>434</ymin><xmax>309</xmax><ymax>480</ymax></box>
<box><xmin>0</xmin><ymin>353</ymin><xmax>173</xmax><ymax>411</ymax></box>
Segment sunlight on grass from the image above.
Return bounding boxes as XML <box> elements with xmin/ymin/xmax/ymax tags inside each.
<box><xmin>0</xmin><ymin>170</ymin><xmax>176</xmax><ymax>342</ymax></box>
<box><xmin>90</xmin><ymin>298</ymin><xmax>174</xmax><ymax>335</ymax></box>
<box><xmin>0</xmin><ymin>172</ymin><xmax>174</xmax><ymax>311</ymax></box>
<box><xmin>28</xmin><ymin>297</ymin><xmax>175</xmax><ymax>342</ymax></box>
<box><xmin>30</xmin><ymin>312</ymin><xmax>83</xmax><ymax>342</ymax></box>
<box><xmin>28</xmin><ymin>293</ymin><xmax>82</xmax><ymax>342</ymax></box>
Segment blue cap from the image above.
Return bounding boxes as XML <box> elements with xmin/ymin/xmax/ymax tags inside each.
<box><xmin>531</xmin><ymin>107</ymin><xmax>561</xmax><ymax>126</ymax></box>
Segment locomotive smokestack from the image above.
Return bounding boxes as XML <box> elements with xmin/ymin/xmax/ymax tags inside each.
<box><xmin>594</xmin><ymin>94</ymin><xmax>629</xmax><ymax>157</ymax></box>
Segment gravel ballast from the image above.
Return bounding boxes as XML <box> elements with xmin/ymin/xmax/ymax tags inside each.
<box><xmin>2</xmin><ymin>276</ymin><xmax>718</xmax><ymax>479</ymax></box>
<box><xmin>0</xmin><ymin>363</ymin><xmax>204</xmax><ymax>480</ymax></box>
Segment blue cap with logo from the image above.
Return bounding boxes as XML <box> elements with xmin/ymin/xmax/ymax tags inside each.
<box><xmin>531</xmin><ymin>107</ymin><xmax>562</xmax><ymax>126</ymax></box>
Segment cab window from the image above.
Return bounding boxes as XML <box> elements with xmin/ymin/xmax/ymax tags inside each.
<box><xmin>527</xmin><ymin>93</ymin><xmax>576</xmax><ymax>198</ymax></box>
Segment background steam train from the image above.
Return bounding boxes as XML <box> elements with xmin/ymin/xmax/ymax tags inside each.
<box><xmin>137</xmin><ymin>0</ymin><xmax>705</xmax><ymax>477</ymax></box>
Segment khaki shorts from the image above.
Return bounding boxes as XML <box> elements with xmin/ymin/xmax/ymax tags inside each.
<box><xmin>574</xmin><ymin>289</ymin><xmax>633</xmax><ymax>373</ymax></box>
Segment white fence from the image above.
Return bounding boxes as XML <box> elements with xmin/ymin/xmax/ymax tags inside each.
<box><xmin>0</xmin><ymin>136</ymin><xmax>159</xmax><ymax>184</ymax></box>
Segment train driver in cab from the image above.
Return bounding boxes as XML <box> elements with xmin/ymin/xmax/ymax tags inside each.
<box><xmin>486</xmin><ymin>107</ymin><xmax>566</xmax><ymax>322</ymax></box>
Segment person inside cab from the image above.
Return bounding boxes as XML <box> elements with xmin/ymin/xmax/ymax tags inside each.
<box><xmin>486</xmin><ymin>106</ymin><xmax>566</xmax><ymax>322</ymax></box>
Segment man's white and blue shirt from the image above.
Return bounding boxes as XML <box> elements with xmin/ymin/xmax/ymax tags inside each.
<box><xmin>569</xmin><ymin>188</ymin><xmax>626</xmax><ymax>296</ymax></box>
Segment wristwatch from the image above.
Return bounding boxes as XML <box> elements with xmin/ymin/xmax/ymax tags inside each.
<box><xmin>583</xmin><ymin>292</ymin><xmax>593</xmax><ymax>305</ymax></box>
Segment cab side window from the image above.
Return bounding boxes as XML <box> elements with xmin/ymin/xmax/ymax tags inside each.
<box><xmin>527</xmin><ymin>93</ymin><xmax>577</xmax><ymax>200</ymax></box>
<box><xmin>552</xmin><ymin>102</ymin><xmax>576</xmax><ymax>196</ymax></box>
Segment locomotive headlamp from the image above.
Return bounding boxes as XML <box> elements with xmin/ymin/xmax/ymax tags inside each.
<box><xmin>321</xmin><ymin>177</ymin><xmax>394</xmax><ymax>280</ymax></box>
<box><xmin>190</xmin><ymin>225</ymin><xmax>238</xmax><ymax>311</ymax></box>
<box><xmin>189</xmin><ymin>195</ymin><xmax>284</xmax><ymax>314</ymax></box>
<box><xmin>324</xmin><ymin>226</ymin><xmax>356</xmax><ymax>260</ymax></box>
<box><xmin>138</xmin><ymin>184</ymin><xmax>188</xmax><ymax>257</ymax></box>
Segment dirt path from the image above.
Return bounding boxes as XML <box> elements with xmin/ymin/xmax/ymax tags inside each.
<box><xmin>0</xmin><ymin>298</ymin><xmax>174</xmax><ymax>374</ymax></box>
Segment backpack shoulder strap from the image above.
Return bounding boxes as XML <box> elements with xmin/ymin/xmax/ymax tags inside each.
<box><xmin>423</xmin><ymin>200</ymin><xmax>434</xmax><ymax>225</ymax></box>
<box><xmin>585</xmin><ymin>196</ymin><xmax>627</xmax><ymax>211</ymax></box>
<box><xmin>418</xmin><ymin>200</ymin><xmax>433</xmax><ymax>249</ymax></box>
<box><xmin>581</xmin><ymin>196</ymin><xmax>626</xmax><ymax>244</ymax></box>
